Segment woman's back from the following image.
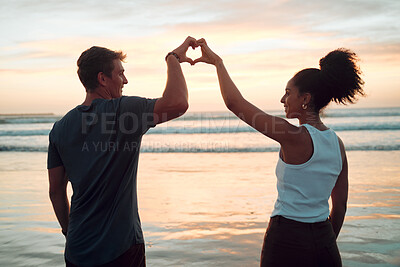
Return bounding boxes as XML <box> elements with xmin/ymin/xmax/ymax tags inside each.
<box><xmin>271</xmin><ymin>124</ymin><xmax>343</xmax><ymax>223</ymax></box>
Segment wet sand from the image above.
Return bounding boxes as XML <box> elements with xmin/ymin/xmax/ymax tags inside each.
<box><xmin>0</xmin><ymin>151</ymin><xmax>399</xmax><ymax>266</ymax></box>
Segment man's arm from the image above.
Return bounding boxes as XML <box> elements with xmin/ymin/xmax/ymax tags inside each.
<box><xmin>153</xmin><ymin>36</ymin><xmax>197</xmax><ymax>124</ymax></box>
<box><xmin>48</xmin><ymin>165</ymin><xmax>69</xmax><ymax>236</ymax></box>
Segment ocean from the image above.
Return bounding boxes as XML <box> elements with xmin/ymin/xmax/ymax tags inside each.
<box><xmin>1</xmin><ymin>107</ymin><xmax>400</xmax><ymax>153</ymax></box>
<box><xmin>0</xmin><ymin>107</ymin><xmax>399</xmax><ymax>266</ymax></box>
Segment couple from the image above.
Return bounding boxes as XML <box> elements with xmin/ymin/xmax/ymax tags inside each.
<box><xmin>48</xmin><ymin>36</ymin><xmax>364</xmax><ymax>267</ymax></box>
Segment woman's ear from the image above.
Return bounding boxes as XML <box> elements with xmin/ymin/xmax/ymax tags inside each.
<box><xmin>97</xmin><ymin>72</ymin><xmax>107</xmax><ymax>87</ymax></box>
<box><xmin>303</xmin><ymin>92</ymin><xmax>312</xmax><ymax>105</ymax></box>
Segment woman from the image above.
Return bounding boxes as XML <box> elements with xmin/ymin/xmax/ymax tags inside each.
<box><xmin>194</xmin><ymin>39</ymin><xmax>364</xmax><ymax>266</ymax></box>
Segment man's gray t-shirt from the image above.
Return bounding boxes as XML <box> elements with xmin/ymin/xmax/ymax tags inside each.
<box><xmin>47</xmin><ymin>96</ymin><xmax>157</xmax><ymax>266</ymax></box>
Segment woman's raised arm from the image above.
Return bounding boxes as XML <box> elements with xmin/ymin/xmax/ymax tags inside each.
<box><xmin>194</xmin><ymin>39</ymin><xmax>299</xmax><ymax>144</ymax></box>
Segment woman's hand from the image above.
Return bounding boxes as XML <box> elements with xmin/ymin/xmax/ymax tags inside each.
<box><xmin>171</xmin><ymin>36</ymin><xmax>198</xmax><ymax>65</ymax></box>
<box><xmin>194</xmin><ymin>38</ymin><xmax>222</xmax><ymax>66</ymax></box>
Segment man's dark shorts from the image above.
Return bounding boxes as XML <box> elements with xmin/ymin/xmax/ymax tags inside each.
<box><xmin>66</xmin><ymin>243</ymin><xmax>145</xmax><ymax>267</ymax></box>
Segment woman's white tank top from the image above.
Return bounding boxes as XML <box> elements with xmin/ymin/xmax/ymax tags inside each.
<box><xmin>271</xmin><ymin>124</ymin><xmax>343</xmax><ymax>223</ymax></box>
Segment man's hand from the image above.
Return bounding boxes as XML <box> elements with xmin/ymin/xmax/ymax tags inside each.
<box><xmin>171</xmin><ymin>36</ymin><xmax>198</xmax><ymax>65</ymax></box>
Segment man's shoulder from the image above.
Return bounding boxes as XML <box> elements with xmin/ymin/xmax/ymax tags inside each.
<box><xmin>51</xmin><ymin>107</ymin><xmax>80</xmax><ymax>131</ymax></box>
<box><xmin>94</xmin><ymin>96</ymin><xmax>157</xmax><ymax>111</ymax></box>
<box><xmin>119</xmin><ymin>96</ymin><xmax>158</xmax><ymax>110</ymax></box>
<box><xmin>120</xmin><ymin>95</ymin><xmax>152</xmax><ymax>103</ymax></box>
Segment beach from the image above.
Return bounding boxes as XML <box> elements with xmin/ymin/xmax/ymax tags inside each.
<box><xmin>1</xmin><ymin>151</ymin><xmax>399</xmax><ymax>266</ymax></box>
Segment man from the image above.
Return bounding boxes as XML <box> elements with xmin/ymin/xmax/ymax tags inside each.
<box><xmin>48</xmin><ymin>36</ymin><xmax>197</xmax><ymax>266</ymax></box>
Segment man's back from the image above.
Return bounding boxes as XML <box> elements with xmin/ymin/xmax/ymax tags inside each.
<box><xmin>48</xmin><ymin>96</ymin><xmax>156</xmax><ymax>266</ymax></box>
<box><xmin>48</xmin><ymin>39</ymin><xmax>193</xmax><ymax>266</ymax></box>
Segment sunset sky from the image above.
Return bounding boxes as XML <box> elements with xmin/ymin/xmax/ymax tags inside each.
<box><xmin>1</xmin><ymin>0</ymin><xmax>399</xmax><ymax>114</ymax></box>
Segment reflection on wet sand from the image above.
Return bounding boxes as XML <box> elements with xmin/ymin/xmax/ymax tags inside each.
<box><xmin>0</xmin><ymin>151</ymin><xmax>399</xmax><ymax>266</ymax></box>
<box><xmin>138</xmin><ymin>152</ymin><xmax>400</xmax><ymax>267</ymax></box>
<box><xmin>144</xmin><ymin>221</ymin><xmax>266</xmax><ymax>266</ymax></box>
<box><xmin>147</xmin><ymin>221</ymin><xmax>266</xmax><ymax>241</ymax></box>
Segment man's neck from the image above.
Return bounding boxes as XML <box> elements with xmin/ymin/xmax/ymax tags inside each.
<box><xmin>81</xmin><ymin>89</ymin><xmax>112</xmax><ymax>106</ymax></box>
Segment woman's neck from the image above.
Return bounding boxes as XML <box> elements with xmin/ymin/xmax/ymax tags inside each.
<box><xmin>299</xmin><ymin>112</ymin><xmax>328</xmax><ymax>131</ymax></box>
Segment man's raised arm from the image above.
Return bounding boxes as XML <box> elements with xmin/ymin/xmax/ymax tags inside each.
<box><xmin>153</xmin><ymin>36</ymin><xmax>197</xmax><ymax>124</ymax></box>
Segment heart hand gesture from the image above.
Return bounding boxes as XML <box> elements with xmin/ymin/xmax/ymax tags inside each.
<box><xmin>170</xmin><ymin>37</ymin><xmax>222</xmax><ymax>66</ymax></box>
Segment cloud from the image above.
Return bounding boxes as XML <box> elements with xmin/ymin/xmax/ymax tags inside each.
<box><xmin>0</xmin><ymin>0</ymin><xmax>399</xmax><ymax>113</ymax></box>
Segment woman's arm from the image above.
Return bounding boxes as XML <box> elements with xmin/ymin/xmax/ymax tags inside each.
<box><xmin>194</xmin><ymin>39</ymin><xmax>299</xmax><ymax>144</ymax></box>
<box><xmin>330</xmin><ymin>138</ymin><xmax>349</xmax><ymax>238</ymax></box>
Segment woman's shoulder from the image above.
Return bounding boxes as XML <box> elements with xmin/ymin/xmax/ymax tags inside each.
<box><xmin>280</xmin><ymin>125</ymin><xmax>314</xmax><ymax>165</ymax></box>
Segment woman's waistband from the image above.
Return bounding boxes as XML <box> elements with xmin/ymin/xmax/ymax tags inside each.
<box><xmin>270</xmin><ymin>215</ymin><xmax>330</xmax><ymax>227</ymax></box>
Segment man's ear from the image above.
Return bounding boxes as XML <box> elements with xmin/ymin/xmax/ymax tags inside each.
<box><xmin>97</xmin><ymin>72</ymin><xmax>107</xmax><ymax>87</ymax></box>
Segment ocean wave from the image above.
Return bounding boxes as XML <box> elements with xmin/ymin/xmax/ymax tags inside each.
<box><xmin>175</xmin><ymin>108</ymin><xmax>400</xmax><ymax>120</ymax></box>
<box><xmin>331</xmin><ymin>124</ymin><xmax>400</xmax><ymax>131</ymax></box>
<box><xmin>0</xmin><ymin>129</ymin><xmax>51</xmax><ymax>136</ymax></box>
<box><xmin>174</xmin><ymin>112</ymin><xmax>285</xmax><ymax>121</ymax></box>
<box><xmin>1</xmin><ymin>124</ymin><xmax>399</xmax><ymax>136</ymax></box>
<box><xmin>322</xmin><ymin>108</ymin><xmax>400</xmax><ymax>118</ymax></box>
<box><xmin>1</xmin><ymin>108</ymin><xmax>398</xmax><ymax>125</ymax></box>
<box><xmin>147</xmin><ymin>124</ymin><xmax>400</xmax><ymax>134</ymax></box>
<box><xmin>2</xmin><ymin>144</ymin><xmax>400</xmax><ymax>153</ymax></box>
<box><xmin>0</xmin><ymin>117</ymin><xmax>60</xmax><ymax>124</ymax></box>
<box><xmin>0</xmin><ymin>145</ymin><xmax>47</xmax><ymax>152</ymax></box>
